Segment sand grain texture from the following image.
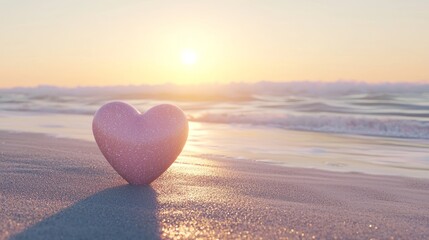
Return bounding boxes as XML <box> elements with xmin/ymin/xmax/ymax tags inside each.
<box><xmin>1</xmin><ymin>131</ymin><xmax>429</xmax><ymax>239</ymax></box>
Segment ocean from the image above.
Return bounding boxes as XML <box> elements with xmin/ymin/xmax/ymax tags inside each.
<box><xmin>1</xmin><ymin>81</ymin><xmax>429</xmax><ymax>178</ymax></box>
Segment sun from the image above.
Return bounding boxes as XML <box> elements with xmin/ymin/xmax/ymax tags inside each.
<box><xmin>181</xmin><ymin>49</ymin><xmax>197</xmax><ymax>65</ymax></box>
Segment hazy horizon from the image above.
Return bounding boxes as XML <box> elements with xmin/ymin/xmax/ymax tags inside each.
<box><xmin>1</xmin><ymin>79</ymin><xmax>429</xmax><ymax>89</ymax></box>
<box><xmin>0</xmin><ymin>79</ymin><xmax>428</xmax><ymax>89</ymax></box>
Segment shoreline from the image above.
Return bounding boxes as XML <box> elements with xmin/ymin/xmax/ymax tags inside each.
<box><xmin>2</xmin><ymin>126</ymin><xmax>429</xmax><ymax>180</ymax></box>
<box><xmin>1</xmin><ymin>131</ymin><xmax>429</xmax><ymax>239</ymax></box>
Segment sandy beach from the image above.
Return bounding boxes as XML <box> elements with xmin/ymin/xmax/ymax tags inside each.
<box><xmin>2</xmin><ymin>0</ymin><xmax>429</xmax><ymax>239</ymax></box>
<box><xmin>0</xmin><ymin>131</ymin><xmax>428</xmax><ymax>239</ymax></box>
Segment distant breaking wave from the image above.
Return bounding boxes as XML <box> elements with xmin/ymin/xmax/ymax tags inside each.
<box><xmin>189</xmin><ymin>113</ymin><xmax>429</xmax><ymax>139</ymax></box>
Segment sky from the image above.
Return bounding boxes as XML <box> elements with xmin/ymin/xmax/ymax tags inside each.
<box><xmin>0</xmin><ymin>0</ymin><xmax>428</xmax><ymax>88</ymax></box>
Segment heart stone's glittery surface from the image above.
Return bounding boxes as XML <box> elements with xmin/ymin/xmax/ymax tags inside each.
<box><xmin>92</xmin><ymin>101</ymin><xmax>188</xmax><ymax>185</ymax></box>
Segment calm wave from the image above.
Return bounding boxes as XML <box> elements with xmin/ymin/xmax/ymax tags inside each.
<box><xmin>1</xmin><ymin>82</ymin><xmax>429</xmax><ymax>139</ymax></box>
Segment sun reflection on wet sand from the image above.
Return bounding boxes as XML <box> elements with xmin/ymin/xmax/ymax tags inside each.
<box><xmin>182</xmin><ymin>122</ymin><xmax>429</xmax><ymax>179</ymax></box>
<box><xmin>1</xmin><ymin>113</ymin><xmax>428</xmax><ymax>179</ymax></box>
<box><xmin>154</xmin><ymin>155</ymin><xmax>316</xmax><ymax>239</ymax></box>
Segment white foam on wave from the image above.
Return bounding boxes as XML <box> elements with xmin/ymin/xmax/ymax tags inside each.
<box><xmin>190</xmin><ymin>112</ymin><xmax>429</xmax><ymax>139</ymax></box>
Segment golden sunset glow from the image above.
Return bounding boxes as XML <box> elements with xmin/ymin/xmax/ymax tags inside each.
<box><xmin>0</xmin><ymin>1</ymin><xmax>428</xmax><ymax>87</ymax></box>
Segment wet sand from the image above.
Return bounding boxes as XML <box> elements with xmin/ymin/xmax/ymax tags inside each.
<box><xmin>1</xmin><ymin>131</ymin><xmax>428</xmax><ymax>239</ymax></box>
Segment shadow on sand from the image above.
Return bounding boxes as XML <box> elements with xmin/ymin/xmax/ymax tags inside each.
<box><xmin>12</xmin><ymin>185</ymin><xmax>160</xmax><ymax>240</ymax></box>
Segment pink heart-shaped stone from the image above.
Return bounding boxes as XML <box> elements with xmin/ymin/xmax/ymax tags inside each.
<box><xmin>92</xmin><ymin>101</ymin><xmax>188</xmax><ymax>185</ymax></box>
